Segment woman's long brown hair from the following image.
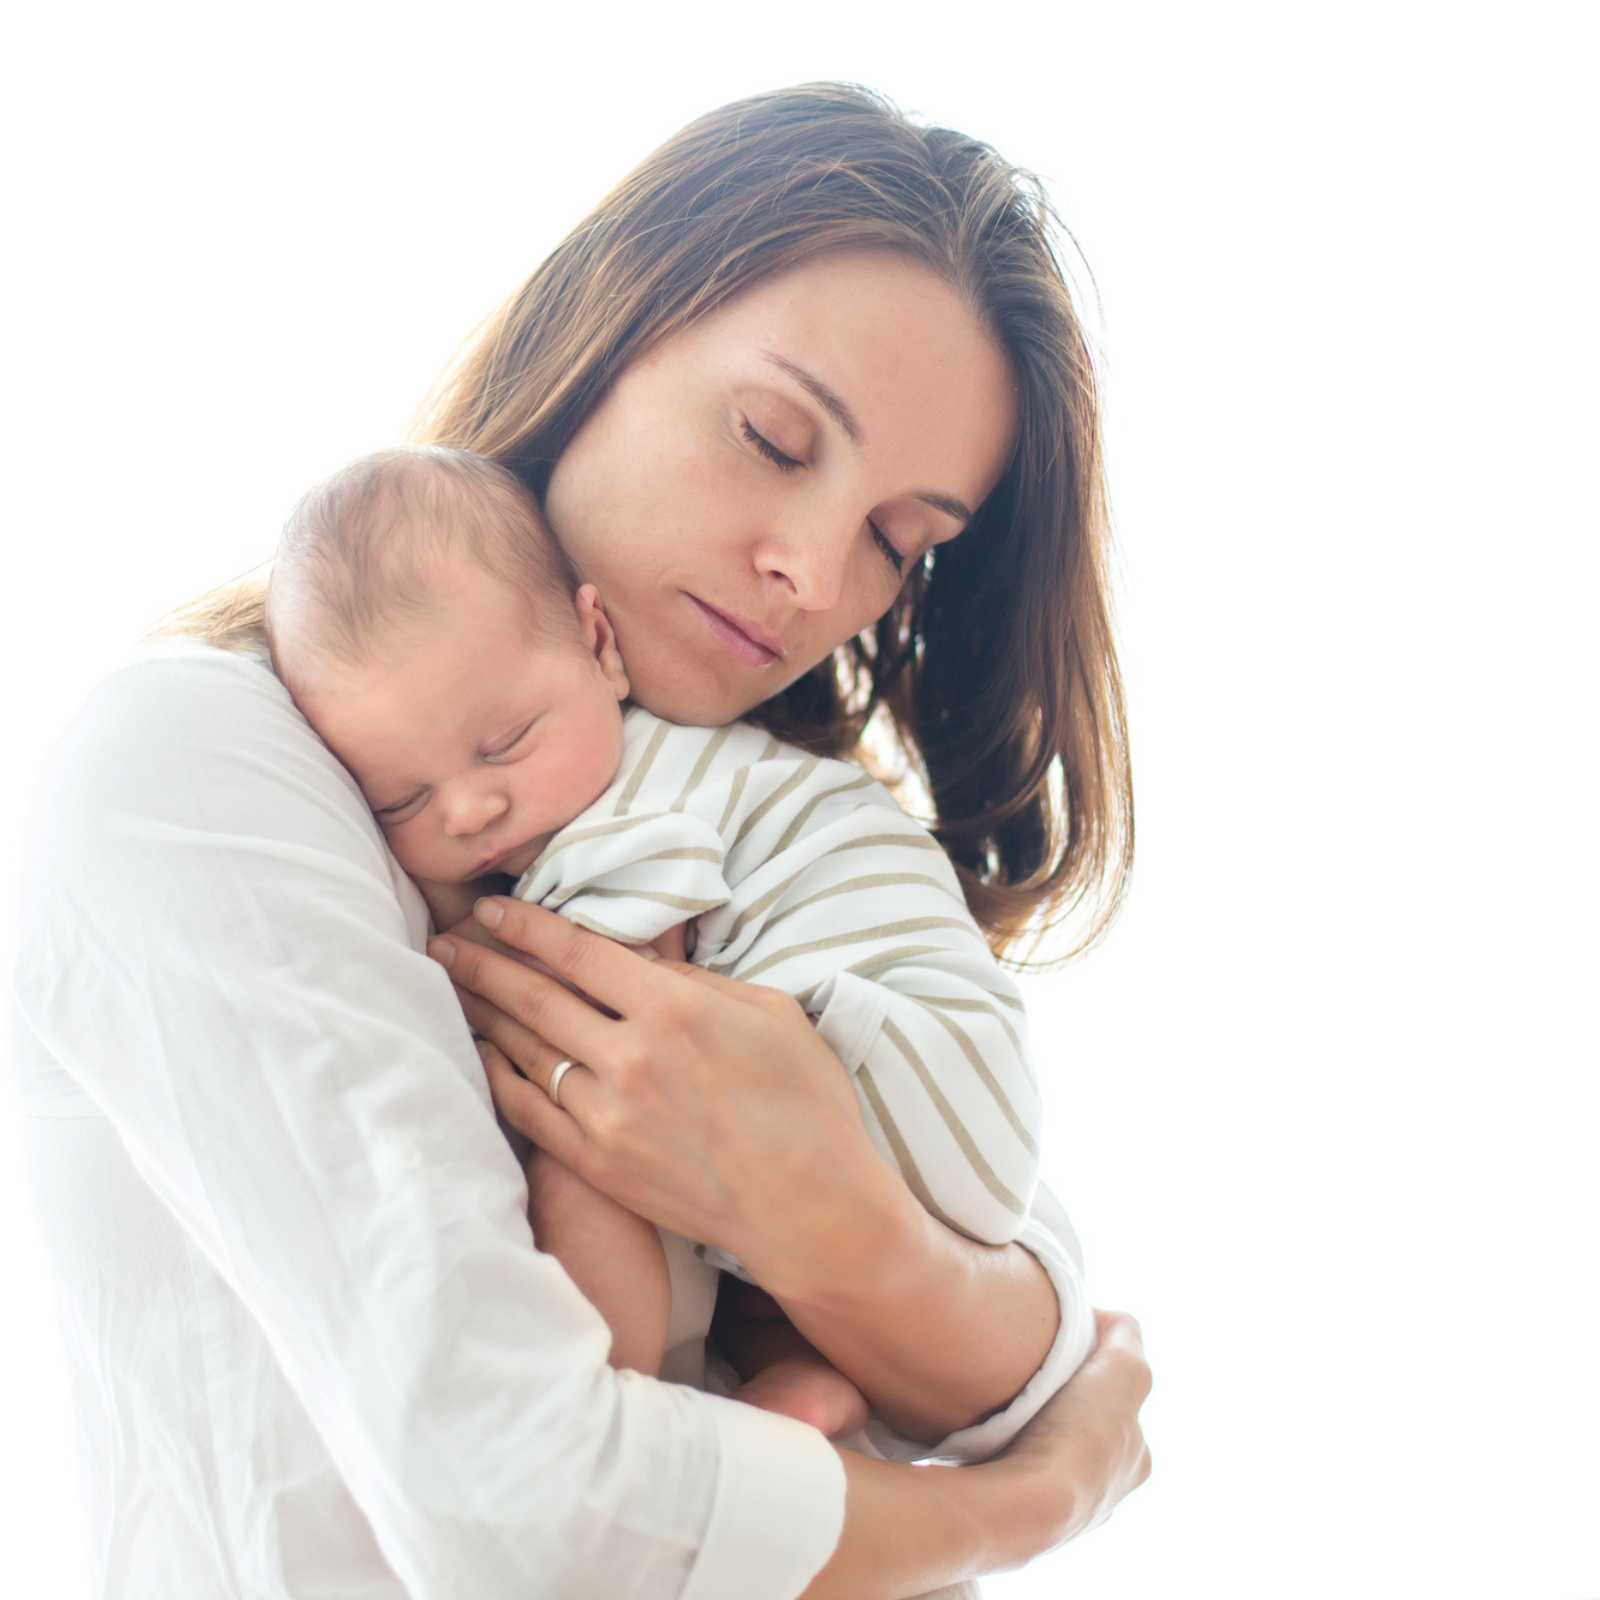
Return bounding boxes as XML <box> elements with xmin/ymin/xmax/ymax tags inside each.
<box><xmin>167</xmin><ymin>84</ymin><xmax>1133</xmax><ymax>961</ymax></box>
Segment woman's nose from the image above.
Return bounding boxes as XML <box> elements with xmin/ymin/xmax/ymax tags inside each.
<box><xmin>439</xmin><ymin>785</ymin><xmax>510</xmax><ymax>838</ymax></box>
<box><xmin>754</xmin><ymin>519</ymin><xmax>854</xmax><ymax>611</ymax></box>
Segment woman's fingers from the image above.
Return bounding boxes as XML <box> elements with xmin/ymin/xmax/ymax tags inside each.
<box><xmin>477</xmin><ymin>1040</ymin><xmax>595</xmax><ymax>1171</ymax></box>
<box><xmin>466</xmin><ymin>898</ymin><xmax>669</xmax><ymax>1015</ymax></box>
<box><xmin>429</xmin><ymin>930</ymin><xmax>615</xmax><ymax>1065</ymax></box>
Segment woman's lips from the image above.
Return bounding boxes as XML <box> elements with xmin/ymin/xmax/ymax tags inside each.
<box><xmin>686</xmin><ymin>595</ymin><xmax>784</xmax><ymax>666</ymax></box>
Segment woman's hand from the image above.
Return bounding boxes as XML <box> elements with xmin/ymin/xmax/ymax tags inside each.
<box><xmin>799</xmin><ymin>1310</ymin><xmax>1152</xmax><ymax>1598</ymax></box>
<box><xmin>430</xmin><ymin>894</ymin><xmax>1074</xmax><ymax>1441</ymax></box>
<box><xmin>991</xmin><ymin>1309</ymin><xmax>1154</xmax><ymax>1545</ymax></box>
<box><xmin>429</xmin><ymin>896</ymin><xmax>901</xmax><ymax>1297</ymax></box>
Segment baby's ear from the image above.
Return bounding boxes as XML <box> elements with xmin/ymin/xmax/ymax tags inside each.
<box><xmin>574</xmin><ymin>584</ymin><xmax>630</xmax><ymax>701</ymax></box>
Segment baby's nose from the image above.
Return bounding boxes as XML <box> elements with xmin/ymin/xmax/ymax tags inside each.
<box><xmin>440</xmin><ymin>788</ymin><xmax>510</xmax><ymax>838</ymax></box>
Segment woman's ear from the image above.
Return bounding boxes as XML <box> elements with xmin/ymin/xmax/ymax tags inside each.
<box><xmin>573</xmin><ymin>584</ymin><xmax>630</xmax><ymax>701</ymax></box>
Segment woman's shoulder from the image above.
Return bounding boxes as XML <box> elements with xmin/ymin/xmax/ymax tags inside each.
<box><xmin>30</xmin><ymin>634</ymin><xmax>367</xmax><ymax>850</ymax></box>
<box><xmin>59</xmin><ymin>634</ymin><xmax>299</xmax><ymax>753</ymax></box>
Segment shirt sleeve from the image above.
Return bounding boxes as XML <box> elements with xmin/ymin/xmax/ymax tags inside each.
<box><xmin>11</xmin><ymin>647</ymin><xmax>844</xmax><ymax>1600</ymax></box>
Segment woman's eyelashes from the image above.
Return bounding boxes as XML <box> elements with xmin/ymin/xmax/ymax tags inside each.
<box><xmin>740</xmin><ymin>417</ymin><xmax>801</xmax><ymax>471</ymax></box>
<box><xmin>869</xmin><ymin>520</ymin><xmax>905</xmax><ymax>574</ymax></box>
<box><xmin>742</xmin><ymin>416</ymin><xmax>905</xmax><ymax>574</ymax></box>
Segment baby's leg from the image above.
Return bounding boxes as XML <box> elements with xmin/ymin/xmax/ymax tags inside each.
<box><xmin>527</xmin><ymin>1151</ymin><xmax>671</xmax><ymax>1376</ymax></box>
<box><xmin>714</xmin><ymin>1278</ymin><xmax>870</xmax><ymax>1439</ymax></box>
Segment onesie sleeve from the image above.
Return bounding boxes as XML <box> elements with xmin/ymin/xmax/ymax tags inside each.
<box><xmin>696</xmin><ymin>778</ymin><xmax>1043</xmax><ymax>1249</ymax></box>
<box><xmin>516</xmin><ymin>808</ymin><xmax>731</xmax><ymax>944</ymax></box>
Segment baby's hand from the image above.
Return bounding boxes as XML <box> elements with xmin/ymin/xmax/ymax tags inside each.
<box><xmin>414</xmin><ymin>875</ymin><xmax>491</xmax><ymax>934</ymax></box>
<box><xmin>644</xmin><ymin>921</ymin><xmax>690</xmax><ymax>963</ymax></box>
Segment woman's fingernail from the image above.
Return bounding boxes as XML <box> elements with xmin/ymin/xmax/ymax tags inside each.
<box><xmin>474</xmin><ymin>897</ymin><xmax>504</xmax><ymax>929</ymax></box>
<box><xmin>427</xmin><ymin>936</ymin><xmax>455</xmax><ymax>967</ymax></box>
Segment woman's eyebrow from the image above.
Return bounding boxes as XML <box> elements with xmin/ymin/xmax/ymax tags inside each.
<box><xmin>914</xmin><ymin>490</ymin><xmax>974</xmax><ymax>524</ymax></box>
<box><xmin>761</xmin><ymin>351</ymin><xmax>974</xmax><ymax>524</ymax></box>
<box><xmin>762</xmin><ymin>352</ymin><xmax>864</xmax><ymax>445</ymax></box>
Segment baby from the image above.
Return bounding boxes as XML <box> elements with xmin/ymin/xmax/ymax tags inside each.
<box><xmin>267</xmin><ymin>446</ymin><xmax>1051</xmax><ymax>1438</ymax></box>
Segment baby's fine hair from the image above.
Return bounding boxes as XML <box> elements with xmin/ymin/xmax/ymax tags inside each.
<box><xmin>266</xmin><ymin>446</ymin><xmax>578</xmax><ymax>671</ymax></box>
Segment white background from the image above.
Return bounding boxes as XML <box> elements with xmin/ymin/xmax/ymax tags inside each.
<box><xmin>3</xmin><ymin>3</ymin><xmax>1596</xmax><ymax>1596</ymax></box>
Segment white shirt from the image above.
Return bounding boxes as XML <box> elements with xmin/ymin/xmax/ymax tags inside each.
<box><xmin>8</xmin><ymin>643</ymin><xmax>1093</xmax><ymax>1597</ymax></box>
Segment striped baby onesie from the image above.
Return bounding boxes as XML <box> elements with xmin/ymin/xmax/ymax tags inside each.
<box><xmin>515</xmin><ymin>706</ymin><xmax>1042</xmax><ymax>1249</ymax></box>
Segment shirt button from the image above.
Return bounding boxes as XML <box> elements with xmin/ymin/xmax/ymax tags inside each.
<box><xmin>390</xmin><ymin>1140</ymin><xmax>422</xmax><ymax>1172</ymax></box>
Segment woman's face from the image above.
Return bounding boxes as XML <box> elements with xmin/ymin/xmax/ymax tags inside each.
<box><xmin>543</xmin><ymin>249</ymin><xmax>1019</xmax><ymax>726</ymax></box>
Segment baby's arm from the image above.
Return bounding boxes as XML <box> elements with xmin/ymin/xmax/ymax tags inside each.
<box><xmin>526</xmin><ymin>1151</ymin><xmax>671</xmax><ymax>1376</ymax></box>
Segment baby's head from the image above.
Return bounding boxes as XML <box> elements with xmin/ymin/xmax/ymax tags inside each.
<box><xmin>267</xmin><ymin>447</ymin><xmax>629</xmax><ymax>884</ymax></box>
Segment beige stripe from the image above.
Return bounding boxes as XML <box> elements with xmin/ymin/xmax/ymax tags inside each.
<box><xmin>547</xmin><ymin>844</ymin><xmax>724</xmax><ymax>896</ymax></box>
<box><xmin>903</xmin><ymin>992</ymin><xmax>1023</xmax><ymax>1057</ymax></box>
<box><xmin>880</xmin><ymin>1016</ymin><xmax>1027</xmax><ymax>1219</ymax></box>
<box><xmin>854</xmin><ymin>1067</ymin><xmax>969</xmax><ymax>1239</ymax></box>
<box><xmin>717</xmin><ymin>862</ymin><xmax>811</xmax><ymax>947</ymax></box>
<box><xmin>757</xmin><ymin>872</ymin><xmax>967</xmax><ymax>941</ymax></box>
<box><xmin>716</xmin><ymin>915</ymin><xmax>974</xmax><ymax>980</ymax></box>
<box><xmin>670</xmin><ymin>725</ymin><xmax>733</xmax><ymax>812</ymax></box>
<box><xmin>715</xmin><ymin>765</ymin><xmax>750</xmax><ymax>835</ymax></box>
<box><xmin>911</xmin><ymin>1003</ymin><xmax>1039</xmax><ymax>1158</ymax></box>
<box><xmin>719</xmin><ymin>865</ymin><xmax>955</xmax><ymax>951</ymax></box>
<box><xmin>563</xmin><ymin>912</ymin><xmax>641</xmax><ymax>942</ymax></box>
<box><xmin>826</xmin><ymin>831</ymin><xmax>944</xmax><ymax>854</ymax></box>
<box><xmin>614</xmin><ymin>719</ymin><xmax>672</xmax><ymax>815</ymax></box>
<box><xmin>920</xmin><ymin>979</ymin><xmax>1026</xmax><ymax>1014</ymax></box>
<box><xmin>843</xmin><ymin>944</ymin><xmax>947</xmax><ymax>978</ymax></box>
<box><xmin>768</xmin><ymin>771</ymin><xmax>876</xmax><ymax>857</ymax></box>
<box><xmin>534</xmin><ymin>813</ymin><xmax>658</xmax><ymax>867</ymax></box>
<box><xmin>729</xmin><ymin>758</ymin><xmax>820</xmax><ymax>852</ymax></box>
<box><xmin>551</xmin><ymin>886</ymin><xmax>724</xmax><ymax>914</ymax></box>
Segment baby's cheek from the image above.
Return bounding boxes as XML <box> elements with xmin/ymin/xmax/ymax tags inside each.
<box><xmin>577</xmin><ymin>720</ymin><xmax>627</xmax><ymax>805</ymax></box>
<box><xmin>382</xmin><ymin>819</ymin><xmax>439</xmax><ymax>878</ymax></box>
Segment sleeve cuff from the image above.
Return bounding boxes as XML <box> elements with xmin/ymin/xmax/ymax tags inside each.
<box><xmin>863</xmin><ymin>1180</ymin><xmax>1097</xmax><ymax>1464</ymax></box>
<box><xmin>681</xmin><ymin>1399</ymin><xmax>847</xmax><ymax>1600</ymax></box>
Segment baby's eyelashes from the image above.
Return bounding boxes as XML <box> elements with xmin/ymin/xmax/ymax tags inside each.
<box><xmin>372</xmin><ymin>787</ymin><xmax>431</xmax><ymax>823</ymax></box>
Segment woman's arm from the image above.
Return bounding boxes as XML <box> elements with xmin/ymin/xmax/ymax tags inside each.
<box><xmin>805</xmin><ymin>1310</ymin><xmax>1151</xmax><ymax>1599</ymax></box>
<box><xmin>12</xmin><ymin>649</ymin><xmax>846</xmax><ymax>1600</ymax></box>
<box><xmin>438</xmin><ymin>898</ymin><xmax>1081</xmax><ymax>1441</ymax></box>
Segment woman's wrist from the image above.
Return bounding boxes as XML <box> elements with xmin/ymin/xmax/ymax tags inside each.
<box><xmin>735</xmin><ymin>1138</ymin><xmax>926</xmax><ymax>1310</ymax></box>
<box><xmin>799</xmin><ymin>1449</ymin><xmax>1069</xmax><ymax>1600</ymax></box>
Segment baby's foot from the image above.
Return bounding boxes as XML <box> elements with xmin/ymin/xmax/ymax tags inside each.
<box><xmin>733</xmin><ymin>1355</ymin><xmax>871</xmax><ymax>1439</ymax></box>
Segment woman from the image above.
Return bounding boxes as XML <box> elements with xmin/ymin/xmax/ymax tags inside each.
<box><xmin>12</xmin><ymin>84</ymin><xmax>1149</xmax><ymax>1597</ymax></box>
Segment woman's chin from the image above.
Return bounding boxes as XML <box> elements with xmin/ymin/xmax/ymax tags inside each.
<box><xmin>628</xmin><ymin>669</ymin><xmax>764</xmax><ymax>729</ymax></box>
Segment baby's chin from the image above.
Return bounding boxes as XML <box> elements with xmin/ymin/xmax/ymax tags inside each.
<box><xmin>396</xmin><ymin>838</ymin><xmax>543</xmax><ymax>887</ymax></box>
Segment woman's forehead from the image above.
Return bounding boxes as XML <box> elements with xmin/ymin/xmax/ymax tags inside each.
<box><xmin>683</xmin><ymin>251</ymin><xmax>1017</xmax><ymax>477</ymax></box>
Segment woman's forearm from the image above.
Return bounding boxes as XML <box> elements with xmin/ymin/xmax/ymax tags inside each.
<box><xmin>800</xmin><ymin>1450</ymin><xmax>1051</xmax><ymax>1600</ymax></box>
<box><xmin>754</xmin><ymin>1166</ymin><xmax>1060</xmax><ymax>1442</ymax></box>
<box><xmin>803</xmin><ymin>1308</ymin><xmax>1153</xmax><ymax>1597</ymax></box>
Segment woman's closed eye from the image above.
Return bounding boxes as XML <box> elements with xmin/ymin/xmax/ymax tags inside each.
<box><xmin>740</xmin><ymin>417</ymin><xmax>801</xmax><ymax>471</ymax></box>
<box><xmin>742</xmin><ymin>418</ymin><xmax>904</xmax><ymax>573</ymax></box>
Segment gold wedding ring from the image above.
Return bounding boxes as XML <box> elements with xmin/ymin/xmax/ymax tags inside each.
<box><xmin>546</xmin><ymin>1058</ymin><xmax>580</xmax><ymax>1110</ymax></box>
